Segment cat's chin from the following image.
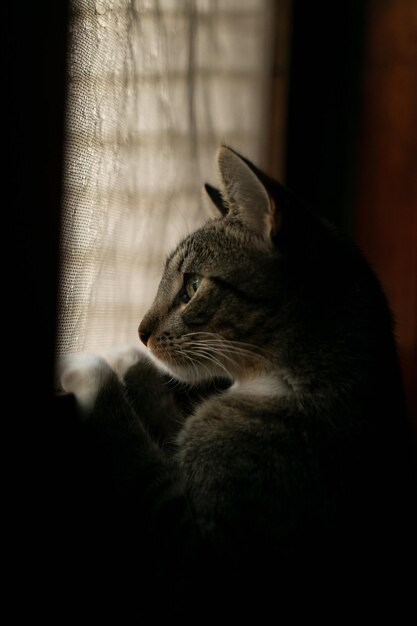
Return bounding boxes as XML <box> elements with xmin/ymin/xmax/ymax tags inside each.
<box><xmin>147</xmin><ymin>350</ymin><xmax>230</xmax><ymax>386</ymax></box>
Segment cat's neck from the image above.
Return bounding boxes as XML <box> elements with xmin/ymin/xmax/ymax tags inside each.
<box><xmin>228</xmin><ymin>371</ymin><xmax>294</xmax><ymax>400</ymax></box>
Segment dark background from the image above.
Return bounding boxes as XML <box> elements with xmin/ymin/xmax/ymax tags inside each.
<box><xmin>285</xmin><ymin>0</ymin><xmax>366</xmax><ymax>233</ymax></box>
<box><xmin>283</xmin><ymin>0</ymin><xmax>417</xmax><ymax>427</ymax></box>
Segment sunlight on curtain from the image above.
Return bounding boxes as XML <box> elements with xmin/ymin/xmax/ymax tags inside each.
<box><xmin>57</xmin><ymin>0</ymin><xmax>290</xmax><ymax>355</ymax></box>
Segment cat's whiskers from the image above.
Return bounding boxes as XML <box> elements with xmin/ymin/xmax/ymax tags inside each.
<box><xmin>183</xmin><ymin>331</ymin><xmax>271</xmax><ymax>349</ymax></box>
<box><xmin>181</xmin><ymin>332</ymin><xmax>271</xmax><ymax>373</ymax></box>
<box><xmin>162</xmin><ymin>373</ymin><xmax>190</xmax><ymax>393</ymax></box>
<box><xmin>155</xmin><ymin>330</ymin><xmax>273</xmax><ymax>385</ymax></box>
<box><xmin>184</xmin><ymin>347</ymin><xmax>233</xmax><ymax>380</ymax></box>
<box><xmin>185</xmin><ymin>344</ymin><xmax>246</xmax><ymax>376</ymax></box>
<box><xmin>182</xmin><ymin>332</ymin><xmax>272</xmax><ymax>358</ymax></box>
<box><xmin>176</xmin><ymin>348</ymin><xmax>204</xmax><ymax>382</ymax></box>
<box><xmin>200</xmin><ymin>344</ymin><xmax>268</xmax><ymax>366</ymax></box>
<box><xmin>173</xmin><ymin>346</ymin><xmax>217</xmax><ymax>383</ymax></box>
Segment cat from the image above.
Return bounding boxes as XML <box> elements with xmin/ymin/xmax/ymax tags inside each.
<box><xmin>57</xmin><ymin>146</ymin><xmax>416</xmax><ymax>620</ymax></box>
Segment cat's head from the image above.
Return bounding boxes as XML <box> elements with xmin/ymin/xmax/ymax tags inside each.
<box><xmin>138</xmin><ymin>146</ymin><xmax>383</xmax><ymax>388</ymax></box>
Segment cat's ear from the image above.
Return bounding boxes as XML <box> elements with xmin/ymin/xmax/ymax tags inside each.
<box><xmin>216</xmin><ymin>146</ymin><xmax>277</xmax><ymax>243</ymax></box>
<box><xmin>203</xmin><ymin>183</ymin><xmax>228</xmax><ymax>217</ymax></box>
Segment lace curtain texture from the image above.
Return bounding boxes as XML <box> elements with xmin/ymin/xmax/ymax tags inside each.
<box><xmin>57</xmin><ymin>0</ymin><xmax>289</xmax><ymax>355</ymax></box>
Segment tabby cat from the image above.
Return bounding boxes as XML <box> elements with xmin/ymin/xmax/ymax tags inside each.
<box><xmin>58</xmin><ymin>146</ymin><xmax>415</xmax><ymax>620</ymax></box>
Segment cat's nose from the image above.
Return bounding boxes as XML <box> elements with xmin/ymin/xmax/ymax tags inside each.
<box><xmin>138</xmin><ymin>326</ymin><xmax>151</xmax><ymax>347</ymax></box>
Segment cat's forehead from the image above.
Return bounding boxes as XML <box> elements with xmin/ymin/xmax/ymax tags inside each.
<box><xmin>166</xmin><ymin>220</ymin><xmax>247</xmax><ymax>274</ymax></box>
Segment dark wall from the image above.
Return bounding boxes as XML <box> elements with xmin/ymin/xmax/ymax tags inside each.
<box><xmin>355</xmin><ymin>0</ymin><xmax>417</xmax><ymax>427</ymax></box>
<box><xmin>8</xmin><ymin>3</ymin><xmax>67</xmax><ymax>409</ymax></box>
<box><xmin>285</xmin><ymin>0</ymin><xmax>416</xmax><ymax>428</ymax></box>
<box><xmin>6</xmin><ymin>1</ymin><xmax>69</xmax><ymax>617</ymax></box>
<box><xmin>285</xmin><ymin>0</ymin><xmax>367</xmax><ymax>232</ymax></box>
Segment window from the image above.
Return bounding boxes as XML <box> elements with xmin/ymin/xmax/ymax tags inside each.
<box><xmin>57</xmin><ymin>0</ymin><xmax>291</xmax><ymax>354</ymax></box>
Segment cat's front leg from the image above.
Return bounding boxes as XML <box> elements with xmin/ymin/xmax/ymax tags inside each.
<box><xmin>56</xmin><ymin>352</ymin><xmax>112</xmax><ymax>416</ymax></box>
<box><xmin>101</xmin><ymin>344</ymin><xmax>143</xmax><ymax>381</ymax></box>
<box><xmin>57</xmin><ymin>352</ymin><xmax>116</xmax><ymax>416</ymax></box>
<box><xmin>56</xmin><ymin>350</ymin><xmax>158</xmax><ymax>487</ymax></box>
<box><xmin>57</xmin><ymin>346</ymin><xmax>143</xmax><ymax>415</ymax></box>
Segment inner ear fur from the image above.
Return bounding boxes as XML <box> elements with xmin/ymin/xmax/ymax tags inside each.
<box><xmin>203</xmin><ymin>183</ymin><xmax>228</xmax><ymax>217</ymax></box>
<box><xmin>216</xmin><ymin>145</ymin><xmax>278</xmax><ymax>243</ymax></box>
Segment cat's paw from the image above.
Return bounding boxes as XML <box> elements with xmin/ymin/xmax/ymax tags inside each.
<box><xmin>56</xmin><ymin>353</ymin><xmax>113</xmax><ymax>415</ymax></box>
<box><xmin>101</xmin><ymin>345</ymin><xmax>142</xmax><ymax>381</ymax></box>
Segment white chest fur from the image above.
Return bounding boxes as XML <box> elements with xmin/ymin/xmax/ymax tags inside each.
<box><xmin>229</xmin><ymin>373</ymin><xmax>290</xmax><ymax>400</ymax></box>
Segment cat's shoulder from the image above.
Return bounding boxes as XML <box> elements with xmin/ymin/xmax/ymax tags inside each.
<box><xmin>176</xmin><ymin>376</ymin><xmax>286</xmax><ymax>455</ymax></box>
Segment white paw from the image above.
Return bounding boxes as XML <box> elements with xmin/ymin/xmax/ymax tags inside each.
<box><xmin>101</xmin><ymin>345</ymin><xmax>142</xmax><ymax>380</ymax></box>
<box><xmin>57</xmin><ymin>353</ymin><xmax>113</xmax><ymax>414</ymax></box>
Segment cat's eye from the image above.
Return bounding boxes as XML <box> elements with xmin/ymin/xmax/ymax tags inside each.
<box><xmin>184</xmin><ymin>274</ymin><xmax>201</xmax><ymax>301</ymax></box>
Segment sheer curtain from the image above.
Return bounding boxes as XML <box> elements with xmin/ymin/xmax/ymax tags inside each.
<box><xmin>57</xmin><ymin>0</ymin><xmax>290</xmax><ymax>355</ymax></box>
